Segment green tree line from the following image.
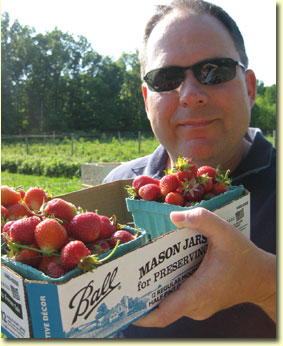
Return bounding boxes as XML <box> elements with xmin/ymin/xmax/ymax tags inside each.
<box><xmin>1</xmin><ymin>12</ymin><xmax>276</xmax><ymax>136</ymax></box>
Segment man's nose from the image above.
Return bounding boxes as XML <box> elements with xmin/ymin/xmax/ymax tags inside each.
<box><xmin>178</xmin><ymin>71</ymin><xmax>208</xmax><ymax>107</ymax></box>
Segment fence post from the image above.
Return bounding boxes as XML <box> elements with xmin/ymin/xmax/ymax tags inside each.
<box><xmin>52</xmin><ymin>131</ymin><xmax>55</xmax><ymax>145</ymax></box>
<box><xmin>117</xmin><ymin>131</ymin><xmax>122</xmax><ymax>145</ymax></box>
<box><xmin>273</xmin><ymin>130</ymin><xmax>276</xmax><ymax>147</ymax></box>
<box><xmin>71</xmin><ymin>133</ymin><xmax>74</xmax><ymax>156</ymax></box>
<box><xmin>25</xmin><ymin>137</ymin><xmax>29</xmax><ymax>154</ymax></box>
<box><xmin>138</xmin><ymin>131</ymin><xmax>141</xmax><ymax>154</ymax></box>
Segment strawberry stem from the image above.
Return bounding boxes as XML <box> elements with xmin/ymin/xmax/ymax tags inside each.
<box><xmin>78</xmin><ymin>240</ymin><xmax>121</xmax><ymax>272</ymax></box>
<box><xmin>7</xmin><ymin>241</ymin><xmax>58</xmax><ymax>257</ymax></box>
<box><xmin>99</xmin><ymin>239</ymin><xmax>120</xmax><ymax>263</ymax></box>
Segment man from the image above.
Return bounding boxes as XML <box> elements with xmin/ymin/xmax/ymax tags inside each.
<box><xmin>103</xmin><ymin>0</ymin><xmax>276</xmax><ymax>338</ymax></box>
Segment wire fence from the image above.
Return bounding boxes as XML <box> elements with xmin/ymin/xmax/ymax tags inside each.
<box><xmin>1</xmin><ymin>131</ymin><xmax>155</xmax><ymax>155</ymax></box>
<box><xmin>2</xmin><ymin>129</ymin><xmax>276</xmax><ymax>157</ymax></box>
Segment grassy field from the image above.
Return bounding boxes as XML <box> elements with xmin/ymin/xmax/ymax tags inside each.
<box><xmin>1</xmin><ymin>134</ymin><xmax>275</xmax><ymax>196</ymax></box>
<box><xmin>1</xmin><ymin>171</ymin><xmax>82</xmax><ymax>196</ymax></box>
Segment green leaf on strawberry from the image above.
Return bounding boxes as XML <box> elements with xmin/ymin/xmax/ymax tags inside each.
<box><xmin>78</xmin><ymin>240</ymin><xmax>120</xmax><ymax>272</ymax></box>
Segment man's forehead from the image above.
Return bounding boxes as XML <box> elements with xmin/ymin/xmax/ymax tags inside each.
<box><xmin>145</xmin><ymin>10</ymin><xmax>237</xmax><ymax>69</ymax></box>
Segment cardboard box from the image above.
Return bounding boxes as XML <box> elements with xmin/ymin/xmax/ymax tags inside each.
<box><xmin>1</xmin><ymin>180</ymin><xmax>250</xmax><ymax>339</ymax></box>
<box><xmin>81</xmin><ymin>162</ymin><xmax>121</xmax><ymax>187</ymax></box>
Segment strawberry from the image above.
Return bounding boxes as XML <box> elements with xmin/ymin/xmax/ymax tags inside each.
<box><xmin>38</xmin><ymin>255</ymin><xmax>60</xmax><ymax>274</ymax></box>
<box><xmin>60</xmin><ymin>240</ymin><xmax>90</xmax><ymax>270</ymax></box>
<box><xmin>68</xmin><ymin>212</ymin><xmax>101</xmax><ymax>243</ymax></box>
<box><xmin>184</xmin><ymin>201</ymin><xmax>198</xmax><ymax>207</ymax></box>
<box><xmin>132</xmin><ymin>175</ymin><xmax>160</xmax><ymax>195</ymax></box>
<box><xmin>160</xmin><ymin>174</ymin><xmax>180</xmax><ymax>196</ymax></box>
<box><xmin>165</xmin><ymin>191</ymin><xmax>185</xmax><ymax>206</ymax></box>
<box><xmin>198</xmin><ymin>166</ymin><xmax>217</xmax><ymax>180</ymax></box>
<box><xmin>175</xmin><ymin>170</ymin><xmax>194</xmax><ymax>183</ymax></box>
<box><xmin>212</xmin><ymin>182</ymin><xmax>228</xmax><ymax>195</ymax></box>
<box><xmin>46</xmin><ymin>261</ymin><xmax>67</xmax><ymax>278</ymax></box>
<box><xmin>203</xmin><ymin>192</ymin><xmax>216</xmax><ymax>200</ymax></box>
<box><xmin>138</xmin><ymin>183</ymin><xmax>162</xmax><ymax>201</ymax></box>
<box><xmin>212</xmin><ymin>167</ymin><xmax>231</xmax><ymax>195</ymax></box>
<box><xmin>197</xmin><ymin>174</ymin><xmax>213</xmax><ymax>192</ymax></box>
<box><xmin>15</xmin><ymin>244</ymin><xmax>41</xmax><ymax>268</ymax></box>
<box><xmin>184</xmin><ymin>183</ymin><xmax>205</xmax><ymax>202</ymax></box>
<box><xmin>9</xmin><ymin>216</ymin><xmax>41</xmax><ymax>245</ymax></box>
<box><xmin>1</xmin><ymin>185</ymin><xmax>21</xmax><ymax>207</ymax></box>
<box><xmin>87</xmin><ymin>239</ymin><xmax>110</xmax><ymax>255</ymax></box>
<box><xmin>7</xmin><ymin>203</ymin><xmax>31</xmax><ymax>220</ymax></box>
<box><xmin>1</xmin><ymin>205</ymin><xmax>9</xmax><ymax>220</ymax></box>
<box><xmin>173</xmin><ymin>157</ymin><xmax>198</xmax><ymax>181</ymax></box>
<box><xmin>108</xmin><ymin>230</ymin><xmax>135</xmax><ymax>249</ymax></box>
<box><xmin>19</xmin><ymin>188</ymin><xmax>26</xmax><ymax>199</ymax></box>
<box><xmin>1</xmin><ymin>220</ymin><xmax>15</xmax><ymax>242</ymax></box>
<box><xmin>34</xmin><ymin>218</ymin><xmax>67</xmax><ymax>252</ymax></box>
<box><xmin>43</xmin><ymin>198</ymin><xmax>77</xmax><ymax>222</ymax></box>
<box><xmin>24</xmin><ymin>187</ymin><xmax>48</xmax><ymax>211</ymax></box>
<box><xmin>99</xmin><ymin>215</ymin><xmax>117</xmax><ymax>239</ymax></box>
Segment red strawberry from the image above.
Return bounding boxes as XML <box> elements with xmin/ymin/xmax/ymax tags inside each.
<box><xmin>1</xmin><ymin>186</ymin><xmax>21</xmax><ymax>207</ymax></box>
<box><xmin>2</xmin><ymin>220</ymin><xmax>15</xmax><ymax>234</ymax></box>
<box><xmin>138</xmin><ymin>183</ymin><xmax>162</xmax><ymax>201</ymax></box>
<box><xmin>46</xmin><ymin>261</ymin><xmax>67</xmax><ymax>278</ymax></box>
<box><xmin>108</xmin><ymin>230</ymin><xmax>135</xmax><ymax>249</ymax></box>
<box><xmin>160</xmin><ymin>174</ymin><xmax>180</xmax><ymax>196</ymax></box>
<box><xmin>132</xmin><ymin>175</ymin><xmax>160</xmax><ymax>195</ymax></box>
<box><xmin>165</xmin><ymin>191</ymin><xmax>185</xmax><ymax>206</ymax></box>
<box><xmin>24</xmin><ymin>187</ymin><xmax>48</xmax><ymax>211</ymax></box>
<box><xmin>68</xmin><ymin>212</ymin><xmax>101</xmax><ymax>243</ymax></box>
<box><xmin>1</xmin><ymin>220</ymin><xmax>15</xmax><ymax>244</ymax></box>
<box><xmin>19</xmin><ymin>188</ymin><xmax>26</xmax><ymax>199</ymax></box>
<box><xmin>87</xmin><ymin>239</ymin><xmax>110</xmax><ymax>255</ymax></box>
<box><xmin>38</xmin><ymin>255</ymin><xmax>60</xmax><ymax>274</ymax></box>
<box><xmin>15</xmin><ymin>244</ymin><xmax>41</xmax><ymax>268</ymax></box>
<box><xmin>61</xmin><ymin>240</ymin><xmax>90</xmax><ymax>270</ymax></box>
<box><xmin>9</xmin><ymin>216</ymin><xmax>41</xmax><ymax>245</ymax></box>
<box><xmin>184</xmin><ymin>201</ymin><xmax>198</xmax><ymax>207</ymax></box>
<box><xmin>184</xmin><ymin>183</ymin><xmax>205</xmax><ymax>202</ymax></box>
<box><xmin>174</xmin><ymin>157</ymin><xmax>198</xmax><ymax>181</ymax></box>
<box><xmin>7</xmin><ymin>203</ymin><xmax>31</xmax><ymax>220</ymax></box>
<box><xmin>99</xmin><ymin>215</ymin><xmax>116</xmax><ymax>239</ymax></box>
<box><xmin>198</xmin><ymin>166</ymin><xmax>217</xmax><ymax>179</ymax></box>
<box><xmin>211</xmin><ymin>167</ymin><xmax>231</xmax><ymax>195</ymax></box>
<box><xmin>175</xmin><ymin>171</ymin><xmax>194</xmax><ymax>183</ymax></box>
<box><xmin>1</xmin><ymin>205</ymin><xmax>9</xmax><ymax>220</ymax></box>
<box><xmin>43</xmin><ymin>198</ymin><xmax>77</xmax><ymax>222</ymax></box>
<box><xmin>34</xmin><ymin>218</ymin><xmax>67</xmax><ymax>251</ymax></box>
<box><xmin>198</xmin><ymin>174</ymin><xmax>213</xmax><ymax>192</ymax></box>
<box><xmin>212</xmin><ymin>182</ymin><xmax>228</xmax><ymax>195</ymax></box>
<box><xmin>203</xmin><ymin>192</ymin><xmax>216</xmax><ymax>200</ymax></box>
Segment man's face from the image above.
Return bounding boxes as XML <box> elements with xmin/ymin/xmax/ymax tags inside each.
<box><xmin>142</xmin><ymin>11</ymin><xmax>256</xmax><ymax>170</ymax></box>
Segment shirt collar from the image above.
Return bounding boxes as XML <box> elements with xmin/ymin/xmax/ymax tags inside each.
<box><xmin>231</xmin><ymin>128</ymin><xmax>275</xmax><ymax>183</ymax></box>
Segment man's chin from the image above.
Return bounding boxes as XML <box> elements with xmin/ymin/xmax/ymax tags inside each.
<box><xmin>172</xmin><ymin>141</ymin><xmax>216</xmax><ymax>163</ymax></box>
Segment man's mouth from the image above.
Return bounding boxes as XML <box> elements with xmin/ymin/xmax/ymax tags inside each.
<box><xmin>178</xmin><ymin>119</ymin><xmax>215</xmax><ymax>128</ymax></box>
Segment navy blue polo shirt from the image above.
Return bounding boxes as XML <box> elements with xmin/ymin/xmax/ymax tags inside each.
<box><xmin>103</xmin><ymin>127</ymin><xmax>276</xmax><ymax>338</ymax></box>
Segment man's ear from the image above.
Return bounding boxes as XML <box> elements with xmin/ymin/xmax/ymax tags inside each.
<box><xmin>142</xmin><ymin>83</ymin><xmax>149</xmax><ymax>114</ymax></box>
<box><xmin>245</xmin><ymin>69</ymin><xmax>257</xmax><ymax>109</ymax></box>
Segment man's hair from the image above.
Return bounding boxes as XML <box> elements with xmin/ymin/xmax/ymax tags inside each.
<box><xmin>139</xmin><ymin>0</ymin><xmax>248</xmax><ymax>76</ymax></box>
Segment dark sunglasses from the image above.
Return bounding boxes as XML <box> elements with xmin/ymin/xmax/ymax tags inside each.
<box><xmin>143</xmin><ymin>57</ymin><xmax>246</xmax><ymax>92</ymax></box>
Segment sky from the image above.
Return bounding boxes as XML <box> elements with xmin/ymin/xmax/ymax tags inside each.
<box><xmin>1</xmin><ymin>0</ymin><xmax>277</xmax><ymax>86</ymax></box>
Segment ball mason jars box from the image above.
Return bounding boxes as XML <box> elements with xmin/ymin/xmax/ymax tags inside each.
<box><xmin>1</xmin><ymin>179</ymin><xmax>250</xmax><ymax>338</ymax></box>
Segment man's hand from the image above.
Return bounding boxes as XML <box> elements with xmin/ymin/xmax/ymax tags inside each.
<box><xmin>134</xmin><ymin>207</ymin><xmax>276</xmax><ymax>327</ymax></box>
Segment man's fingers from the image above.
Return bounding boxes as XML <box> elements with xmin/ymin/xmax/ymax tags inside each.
<box><xmin>134</xmin><ymin>287</ymin><xmax>188</xmax><ymax>327</ymax></box>
<box><xmin>170</xmin><ymin>207</ymin><xmax>235</xmax><ymax>241</ymax></box>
